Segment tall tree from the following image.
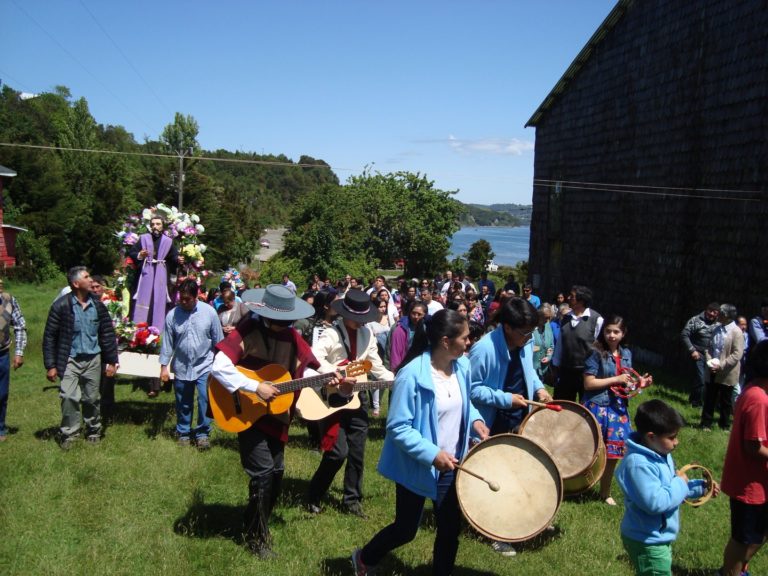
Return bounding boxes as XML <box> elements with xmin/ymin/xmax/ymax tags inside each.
<box><xmin>464</xmin><ymin>239</ymin><xmax>495</xmax><ymax>278</ymax></box>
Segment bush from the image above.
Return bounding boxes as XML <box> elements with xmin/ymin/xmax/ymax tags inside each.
<box><xmin>15</xmin><ymin>231</ymin><xmax>61</xmax><ymax>282</ymax></box>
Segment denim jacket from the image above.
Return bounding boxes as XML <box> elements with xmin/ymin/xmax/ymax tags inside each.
<box><xmin>582</xmin><ymin>347</ymin><xmax>632</xmax><ymax>407</ymax></box>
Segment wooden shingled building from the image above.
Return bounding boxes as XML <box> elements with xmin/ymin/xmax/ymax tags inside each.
<box><xmin>525</xmin><ymin>0</ymin><xmax>768</xmax><ymax>365</ymax></box>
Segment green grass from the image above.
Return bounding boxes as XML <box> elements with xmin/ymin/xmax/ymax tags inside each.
<box><xmin>0</xmin><ymin>279</ymin><xmax>751</xmax><ymax>575</ymax></box>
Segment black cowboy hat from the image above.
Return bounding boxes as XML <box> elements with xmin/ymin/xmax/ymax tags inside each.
<box><xmin>331</xmin><ymin>289</ymin><xmax>379</xmax><ymax>324</ymax></box>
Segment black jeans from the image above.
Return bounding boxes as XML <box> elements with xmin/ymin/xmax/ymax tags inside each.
<box><xmin>308</xmin><ymin>406</ymin><xmax>368</xmax><ymax>506</ymax></box>
<box><xmin>361</xmin><ymin>471</ymin><xmax>461</xmax><ymax>576</ymax></box>
<box><xmin>701</xmin><ymin>376</ymin><xmax>733</xmax><ymax>429</ymax></box>
<box><xmin>689</xmin><ymin>355</ymin><xmax>707</xmax><ymax>406</ymax></box>
<box><xmin>554</xmin><ymin>367</ymin><xmax>584</xmax><ymax>402</ymax></box>
<box><xmin>238</xmin><ymin>425</ymin><xmax>285</xmax><ymax>480</ymax></box>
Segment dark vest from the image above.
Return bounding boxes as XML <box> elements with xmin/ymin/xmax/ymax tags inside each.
<box><xmin>559</xmin><ymin>313</ymin><xmax>601</xmax><ymax>370</ymax></box>
<box><xmin>0</xmin><ymin>293</ymin><xmax>13</xmax><ymax>352</ymax></box>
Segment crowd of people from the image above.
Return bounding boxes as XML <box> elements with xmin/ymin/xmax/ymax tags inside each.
<box><xmin>3</xmin><ymin>245</ymin><xmax>768</xmax><ymax>575</ymax></box>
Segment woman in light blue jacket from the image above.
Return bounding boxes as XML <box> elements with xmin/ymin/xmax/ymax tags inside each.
<box><xmin>351</xmin><ymin>309</ymin><xmax>489</xmax><ymax>576</ymax></box>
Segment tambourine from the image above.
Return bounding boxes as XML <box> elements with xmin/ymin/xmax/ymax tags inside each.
<box><xmin>610</xmin><ymin>367</ymin><xmax>652</xmax><ymax>399</ymax></box>
<box><xmin>679</xmin><ymin>464</ymin><xmax>715</xmax><ymax>507</ymax></box>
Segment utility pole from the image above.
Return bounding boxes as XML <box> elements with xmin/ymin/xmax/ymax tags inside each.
<box><xmin>176</xmin><ymin>147</ymin><xmax>192</xmax><ymax>212</ymax></box>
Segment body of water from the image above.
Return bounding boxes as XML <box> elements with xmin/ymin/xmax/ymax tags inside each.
<box><xmin>449</xmin><ymin>226</ymin><xmax>530</xmax><ymax>266</ymax></box>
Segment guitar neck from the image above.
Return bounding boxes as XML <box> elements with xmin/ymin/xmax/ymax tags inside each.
<box><xmin>277</xmin><ymin>372</ymin><xmax>336</xmax><ymax>394</ymax></box>
<box><xmin>352</xmin><ymin>380</ymin><xmax>393</xmax><ymax>392</ymax></box>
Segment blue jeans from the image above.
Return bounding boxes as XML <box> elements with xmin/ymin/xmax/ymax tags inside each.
<box><xmin>0</xmin><ymin>352</ymin><xmax>10</xmax><ymax>435</ymax></box>
<box><xmin>689</xmin><ymin>355</ymin><xmax>707</xmax><ymax>406</ymax></box>
<box><xmin>174</xmin><ymin>373</ymin><xmax>211</xmax><ymax>439</ymax></box>
<box><xmin>361</xmin><ymin>471</ymin><xmax>461</xmax><ymax>575</ymax></box>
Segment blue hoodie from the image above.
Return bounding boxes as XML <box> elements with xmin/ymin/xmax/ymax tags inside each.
<box><xmin>468</xmin><ymin>325</ymin><xmax>543</xmax><ymax>430</ymax></box>
<box><xmin>616</xmin><ymin>432</ymin><xmax>706</xmax><ymax>544</ymax></box>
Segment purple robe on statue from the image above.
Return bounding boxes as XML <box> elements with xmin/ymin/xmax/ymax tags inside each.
<box><xmin>132</xmin><ymin>233</ymin><xmax>174</xmax><ymax>330</ymax></box>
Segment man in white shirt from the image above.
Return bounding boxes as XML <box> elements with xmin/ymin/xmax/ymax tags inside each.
<box><xmin>551</xmin><ymin>285</ymin><xmax>603</xmax><ymax>401</ymax></box>
<box><xmin>420</xmin><ymin>287</ymin><xmax>444</xmax><ymax>316</ymax></box>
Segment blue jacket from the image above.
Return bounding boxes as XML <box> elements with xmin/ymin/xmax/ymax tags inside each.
<box><xmin>582</xmin><ymin>347</ymin><xmax>633</xmax><ymax>407</ymax></box>
<box><xmin>377</xmin><ymin>351</ymin><xmax>483</xmax><ymax>500</ymax></box>
<box><xmin>469</xmin><ymin>325</ymin><xmax>543</xmax><ymax>430</ymax></box>
<box><xmin>616</xmin><ymin>432</ymin><xmax>705</xmax><ymax>544</ymax></box>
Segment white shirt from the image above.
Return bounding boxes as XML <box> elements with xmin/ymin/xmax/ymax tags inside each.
<box><xmin>551</xmin><ymin>308</ymin><xmax>604</xmax><ymax>367</ymax></box>
<box><xmin>432</xmin><ymin>367</ymin><xmax>462</xmax><ymax>457</ymax></box>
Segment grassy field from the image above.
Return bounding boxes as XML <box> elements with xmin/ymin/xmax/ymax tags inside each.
<box><xmin>0</xmin><ymin>279</ymin><xmax>749</xmax><ymax>575</ymax></box>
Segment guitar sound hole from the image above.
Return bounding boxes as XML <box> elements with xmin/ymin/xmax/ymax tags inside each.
<box><xmin>328</xmin><ymin>394</ymin><xmax>352</xmax><ymax>408</ymax></box>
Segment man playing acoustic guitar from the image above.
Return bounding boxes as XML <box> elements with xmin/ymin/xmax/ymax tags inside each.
<box><xmin>209</xmin><ymin>284</ymin><xmax>344</xmax><ymax>559</ymax></box>
<box><xmin>306</xmin><ymin>289</ymin><xmax>395</xmax><ymax>518</ymax></box>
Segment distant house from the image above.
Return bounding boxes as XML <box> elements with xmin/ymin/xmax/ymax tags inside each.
<box><xmin>525</xmin><ymin>0</ymin><xmax>767</xmax><ymax>363</ymax></box>
<box><xmin>0</xmin><ymin>164</ymin><xmax>27</xmax><ymax>268</ymax></box>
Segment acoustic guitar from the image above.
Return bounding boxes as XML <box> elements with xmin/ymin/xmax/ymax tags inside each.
<box><xmin>208</xmin><ymin>360</ymin><xmax>371</xmax><ymax>433</ymax></box>
<box><xmin>296</xmin><ymin>379</ymin><xmax>394</xmax><ymax>421</ymax></box>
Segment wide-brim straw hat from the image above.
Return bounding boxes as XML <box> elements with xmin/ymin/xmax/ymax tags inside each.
<box><xmin>331</xmin><ymin>289</ymin><xmax>379</xmax><ymax>324</ymax></box>
<box><xmin>241</xmin><ymin>284</ymin><xmax>314</xmax><ymax>321</ymax></box>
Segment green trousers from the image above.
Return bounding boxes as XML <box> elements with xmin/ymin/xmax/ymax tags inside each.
<box><xmin>622</xmin><ymin>535</ymin><xmax>673</xmax><ymax>576</ymax></box>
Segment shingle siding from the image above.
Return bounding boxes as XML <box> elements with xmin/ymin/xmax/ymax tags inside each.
<box><xmin>529</xmin><ymin>0</ymin><xmax>768</xmax><ymax>362</ymax></box>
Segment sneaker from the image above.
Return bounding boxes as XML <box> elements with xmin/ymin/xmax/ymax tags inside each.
<box><xmin>86</xmin><ymin>435</ymin><xmax>101</xmax><ymax>444</ymax></box>
<box><xmin>0</xmin><ymin>434</ymin><xmax>7</xmax><ymax>442</ymax></box>
<box><xmin>306</xmin><ymin>502</ymin><xmax>322</xmax><ymax>515</ymax></box>
<box><xmin>351</xmin><ymin>548</ymin><xmax>375</xmax><ymax>576</ymax></box>
<box><xmin>491</xmin><ymin>540</ymin><xmax>517</xmax><ymax>557</ymax></box>
<box><xmin>196</xmin><ymin>437</ymin><xmax>210</xmax><ymax>451</ymax></box>
<box><xmin>344</xmin><ymin>502</ymin><xmax>368</xmax><ymax>518</ymax></box>
<box><xmin>60</xmin><ymin>435</ymin><xmax>79</xmax><ymax>450</ymax></box>
<box><xmin>177</xmin><ymin>436</ymin><xmax>191</xmax><ymax>447</ymax></box>
<box><xmin>372</xmin><ymin>410</ymin><xmax>380</xmax><ymax>417</ymax></box>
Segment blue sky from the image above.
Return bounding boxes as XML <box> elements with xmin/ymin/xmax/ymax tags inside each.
<box><xmin>1</xmin><ymin>0</ymin><xmax>616</xmax><ymax>205</ymax></box>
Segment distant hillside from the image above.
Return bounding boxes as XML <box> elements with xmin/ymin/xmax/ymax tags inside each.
<box><xmin>488</xmin><ymin>203</ymin><xmax>532</xmax><ymax>224</ymax></box>
<box><xmin>458</xmin><ymin>203</ymin><xmax>531</xmax><ymax>226</ymax></box>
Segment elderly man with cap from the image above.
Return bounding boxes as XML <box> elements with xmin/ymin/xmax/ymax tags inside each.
<box><xmin>306</xmin><ymin>289</ymin><xmax>395</xmax><ymax>518</ymax></box>
<box><xmin>209</xmin><ymin>284</ymin><xmax>336</xmax><ymax>558</ymax></box>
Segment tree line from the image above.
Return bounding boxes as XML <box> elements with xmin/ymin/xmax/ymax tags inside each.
<box><xmin>0</xmin><ymin>83</ymin><xmax>493</xmax><ymax>283</ymax></box>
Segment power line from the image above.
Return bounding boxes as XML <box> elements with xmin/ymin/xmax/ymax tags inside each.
<box><xmin>9</xmin><ymin>0</ymin><xmax>158</xmax><ymax>135</ymax></box>
<box><xmin>533</xmin><ymin>179</ymin><xmax>762</xmax><ymax>203</ymax></box>
<box><xmin>0</xmin><ymin>141</ymin><xmax>347</xmax><ymax>170</ymax></box>
<box><xmin>534</xmin><ymin>178</ymin><xmax>761</xmax><ymax>196</ymax></box>
<box><xmin>77</xmin><ymin>0</ymin><xmax>172</xmax><ymax>117</ymax></box>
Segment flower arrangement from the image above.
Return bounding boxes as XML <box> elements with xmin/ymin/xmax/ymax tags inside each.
<box><xmin>221</xmin><ymin>268</ymin><xmax>245</xmax><ymax>291</ymax></box>
<box><xmin>114</xmin><ymin>320</ymin><xmax>161</xmax><ymax>354</ymax></box>
<box><xmin>116</xmin><ymin>203</ymin><xmax>209</xmax><ymax>278</ymax></box>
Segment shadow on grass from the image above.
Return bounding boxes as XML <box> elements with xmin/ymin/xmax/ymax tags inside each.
<box><xmin>322</xmin><ymin>554</ymin><xmax>498</xmax><ymax>575</ymax></box>
<box><xmin>566</xmin><ymin>489</ymin><xmax>604</xmax><ymax>504</ymax></box>
<box><xmin>173</xmin><ymin>488</ymin><xmax>244</xmax><ymax>544</ymax></box>
<box><xmin>106</xmin><ymin>400</ymin><xmax>174</xmax><ymax>439</ymax></box>
<box><xmin>34</xmin><ymin>426</ymin><xmax>59</xmax><ymax>442</ymax></box>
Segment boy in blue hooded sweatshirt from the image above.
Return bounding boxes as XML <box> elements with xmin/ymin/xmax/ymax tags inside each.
<box><xmin>616</xmin><ymin>399</ymin><xmax>719</xmax><ymax>575</ymax></box>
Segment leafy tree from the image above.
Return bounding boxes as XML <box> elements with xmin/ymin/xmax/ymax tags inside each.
<box><xmin>160</xmin><ymin>112</ymin><xmax>200</xmax><ymax>155</ymax></box>
<box><xmin>346</xmin><ymin>171</ymin><xmax>462</xmax><ymax>276</ymax></box>
<box><xmin>464</xmin><ymin>239</ymin><xmax>495</xmax><ymax>278</ymax></box>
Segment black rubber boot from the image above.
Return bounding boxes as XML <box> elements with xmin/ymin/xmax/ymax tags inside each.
<box><xmin>243</xmin><ymin>476</ymin><xmax>277</xmax><ymax>559</ymax></box>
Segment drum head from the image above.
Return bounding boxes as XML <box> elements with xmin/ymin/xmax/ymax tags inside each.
<box><xmin>519</xmin><ymin>400</ymin><xmax>600</xmax><ymax>479</ymax></box>
<box><xmin>456</xmin><ymin>434</ymin><xmax>562</xmax><ymax>543</ymax></box>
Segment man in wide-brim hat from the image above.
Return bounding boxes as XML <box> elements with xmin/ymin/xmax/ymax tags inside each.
<box><xmin>306</xmin><ymin>289</ymin><xmax>394</xmax><ymax>518</ymax></box>
<box><xmin>210</xmin><ymin>284</ymin><xmax>333</xmax><ymax>558</ymax></box>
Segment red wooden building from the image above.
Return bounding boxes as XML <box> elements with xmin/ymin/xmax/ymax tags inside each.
<box><xmin>0</xmin><ymin>165</ymin><xmax>26</xmax><ymax>267</ymax></box>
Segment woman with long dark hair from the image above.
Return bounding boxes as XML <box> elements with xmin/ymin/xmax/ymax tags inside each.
<box><xmin>351</xmin><ymin>309</ymin><xmax>489</xmax><ymax>575</ymax></box>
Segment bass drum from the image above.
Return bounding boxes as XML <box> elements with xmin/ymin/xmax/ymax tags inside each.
<box><xmin>455</xmin><ymin>434</ymin><xmax>562</xmax><ymax>543</ymax></box>
<box><xmin>519</xmin><ymin>400</ymin><xmax>606</xmax><ymax>496</ymax></box>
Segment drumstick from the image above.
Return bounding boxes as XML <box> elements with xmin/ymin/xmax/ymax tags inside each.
<box><xmin>455</xmin><ymin>464</ymin><xmax>500</xmax><ymax>492</ymax></box>
<box><xmin>524</xmin><ymin>399</ymin><xmax>563</xmax><ymax>412</ymax></box>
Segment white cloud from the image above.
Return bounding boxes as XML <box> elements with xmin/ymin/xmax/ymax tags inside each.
<box><xmin>447</xmin><ymin>135</ymin><xmax>534</xmax><ymax>156</ymax></box>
